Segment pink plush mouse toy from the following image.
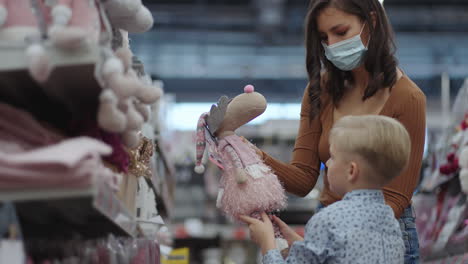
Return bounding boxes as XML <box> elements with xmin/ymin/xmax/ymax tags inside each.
<box><xmin>194</xmin><ymin>85</ymin><xmax>288</xmax><ymax>251</ymax></box>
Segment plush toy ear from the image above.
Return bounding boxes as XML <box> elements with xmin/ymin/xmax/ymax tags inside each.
<box><xmin>206</xmin><ymin>96</ymin><xmax>230</xmax><ymax>134</ymax></box>
<box><xmin>136</xmin><ymin>79</ymin><xmax>163</xmax><ymax>104</ymax></box>
<box><xmin>106</xmin><ymin>4</ymin><xmax>154</xmax><ymax>33</ymax></box>
<box><xmin>103</xmin><ymin>0</ymin><xmax>142</xmax><ymax>17</ymax></box>
<box><xmin>132</xmin><ymin>6</ymin><xmax>154</xmax><ymax>32</ymax></box>
<box><xmin>108</xmin><ymin>71</ymin><xmax>139</xmax><ymax>99</ymax></box>
<box><xmin>134</xmin><ymin>102</ymin><xmax>150</xmax><ymax>122</ymax></box>
<box><xmin>124</xmin><ymin>99</ymin><xmax>144</xmax><ymax>130</ymax></box>
<box><xmin>98</xmin><ymin>90</ymin><xmax>127</xmax><ymax>132</ymax></box>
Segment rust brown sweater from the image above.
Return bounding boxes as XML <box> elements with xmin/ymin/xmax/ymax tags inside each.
<box><xmin>262</xmin><ymin>75</ymin><xmax>426</xmax><ymax>218</ymax></box>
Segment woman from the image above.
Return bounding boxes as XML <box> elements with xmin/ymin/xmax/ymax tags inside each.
<box><xmin>256</xmin><ymin>0</ymin><xmax>426</xmax><ymax>263</ymax></box>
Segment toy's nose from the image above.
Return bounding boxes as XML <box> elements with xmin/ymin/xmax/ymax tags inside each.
<box><xmin>244</xmin><ymin>85</ymin><xmax>254</xmax><ymax>93</ymax></box>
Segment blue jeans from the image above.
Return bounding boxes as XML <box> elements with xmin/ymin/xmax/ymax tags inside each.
<box><xmin>398</xmin><ymin>206</ymin><xmax>420</xmax><ymax>264</ymax></box>
<box><xmin>315</xmin><ymin>203</ymin><xmax>420</xmax><ymax>264</ymax></box>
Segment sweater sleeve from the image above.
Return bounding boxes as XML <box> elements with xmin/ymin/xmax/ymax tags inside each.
<box><xmin>262</xmin><ymin>84</ymin><xmax>322</xmax><ymax>197</ymax></box>
<box><xmin>383</xmin><ymin>88</ymin><xmax>426</xmax><ymax>218</ymax></box>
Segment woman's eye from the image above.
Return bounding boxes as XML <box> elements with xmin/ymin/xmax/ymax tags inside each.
<box><xmin>336</xmin><ymin>31</ymin><xmax>347</xmax><ymax>36</ymax></box>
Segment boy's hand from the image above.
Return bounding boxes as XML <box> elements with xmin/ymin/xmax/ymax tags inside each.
<box><xmin>239</xmin><ymin>212</ymin><xmax>276</xmax><ymax>255</ymax></box>
<box><xmin>272</xmin><ymin>215</ymin><xmax>304</xmax><ymax>246</ymax></box>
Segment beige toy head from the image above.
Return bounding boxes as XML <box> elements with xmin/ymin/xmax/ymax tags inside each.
<box><xmin>209</xmin><ymin>85</ymin><xmax>267</xmax><ymax>138</ymax></box>
<box><xmin>194</xmin><ymin>85</ymin><xmax>267</xmax><ymax>174</ymax></box>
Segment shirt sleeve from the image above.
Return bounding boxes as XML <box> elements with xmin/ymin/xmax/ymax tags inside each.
<box><xmin>383</xmin><ymin>88</ymin><xmax>426</xmax><ymax>218</ymax></box>
<box><xmin>262</xmin><ymin>84</ymin><xmax>323</xmax><ymax>197</ymax></box>
<box><xmin>262</xmin><ymin>212</ymin><xmax>332</xmax><ymax>264</ymax></box>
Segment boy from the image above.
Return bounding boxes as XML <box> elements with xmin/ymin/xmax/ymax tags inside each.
<box><xmin>240</xmin><ymin>115</ymin><xmax>408</xmax><ymax>263</ymax></box>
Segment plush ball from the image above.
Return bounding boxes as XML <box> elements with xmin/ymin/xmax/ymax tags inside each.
<box><xmin>103</xmin><ymin>57</ymin><xmax>124</xmax><ymax>77</ymax></box>
<box><xmin>194</xmin><ymin>165</ymin><xmax>205</xmax><ymax>174</ymax></box>
<box><xmin>51</xmin><ymin>5</ymin><xmax>72</xmax><ymax>26</ymax></box>
<box><xmin>244</xmin><ymin>84</ymin><xmax>254</xmax><ymax>93</ymax></box>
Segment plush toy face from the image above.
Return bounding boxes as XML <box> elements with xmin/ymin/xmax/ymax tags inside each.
<box><xmin>216</xmin><ymin>88</ymin><xmax>267</xmax><ymax>136</ymax></box>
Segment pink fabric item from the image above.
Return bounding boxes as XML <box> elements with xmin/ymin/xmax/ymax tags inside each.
<box><xmin>0</xmin><ymin>0</ymin><xmax>48</xmax><ymax>41</ymax></box>
<box><xmin>0</xmin><ymin>159</ymin><xmax>98</xmax><ymax>189</ymax></box>
<box><xmin>216</xmin><ymin>134</ymin><xmax>287</xmax><ymax>220</ymax></box>
<box><xmin>0</xmin><ymin>0</ymin><xmax>43</xmax><ymax>28</ymax></box>
<box><xmin>220</xmin><ymin>135</ymin><xmax>262</xmax><ymax>167</ymax></box>
<box><xmin>0</xmin><ymin>103</ymin><xmax>64</xmax><ymax>151</ymax></box>
<box><xmin>72</xmin><ymin>120</ymin><xmax>130</xmax><ymax>173</ymax></box>
<box><xmin>0</xmin><ymin>138</ymin><xmax>114</xmax><ymax>190</ymax></box>
<box><xmin>56</xmin><ymin>0</ymin><xmax>101</xmax><ymax>43</ymax></box>
<box><xmin>0</xmin><ymin>103</ymin><xmax>121</xmax><ymax>190</ymax></box>
<box><xmin>0</xmin><ymin>137</ymin><xmax>111</xmax><ymax>166</ymax></box>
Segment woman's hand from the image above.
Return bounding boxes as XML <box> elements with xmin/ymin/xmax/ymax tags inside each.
<box><xmin>239</xmin><ymin>212</ymin><xmax>276</xmax><ymax>255</ymax></box>
<box><xmin>272</xmin><ymin>215</ymin><xmax>304</xmax><ymax>246</ymax></box>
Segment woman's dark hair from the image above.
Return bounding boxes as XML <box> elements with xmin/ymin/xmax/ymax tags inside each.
<box><xmin>305</xmin><ymin>0</ymin><xmax>397</xmax><ymax>119</ymax></box>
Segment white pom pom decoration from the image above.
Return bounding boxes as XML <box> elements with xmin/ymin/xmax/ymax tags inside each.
<box><xmin>103</xmin><ymin>57</ymin><xmax>124</xmax><ymax>77</ymax></box>
<box><xmin>51</xmin><ymin>5</ymin><xmax>72</xmax><ymax>26</ymax></box>
<box><xmin>194</xmin><ymin>165</ymin><xmax>205</xmax><ymax>174</ymax></box>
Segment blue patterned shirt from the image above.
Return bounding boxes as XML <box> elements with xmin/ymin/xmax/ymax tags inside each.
<box><xmin>263</xmin><ymin>189</ymin><xmax>405</xmax><ymax>264</ymax></box>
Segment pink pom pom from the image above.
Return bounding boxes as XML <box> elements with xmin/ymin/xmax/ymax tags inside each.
<box><xmin>244</xmin><ymin>85</ymin><xmax>254</xmax><ymax>93</ymax></box>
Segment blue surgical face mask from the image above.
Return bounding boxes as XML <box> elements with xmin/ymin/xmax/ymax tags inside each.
<box><xmin>322</xmin><ymin>24</ymin><xmax>368</xmax><ymax>71</ymax></box>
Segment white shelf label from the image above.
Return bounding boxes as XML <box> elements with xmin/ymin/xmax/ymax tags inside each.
<box><xmin>0</xmin><ymin>240</ymin><xmax>25</xmax><ymax>264</ymax></box>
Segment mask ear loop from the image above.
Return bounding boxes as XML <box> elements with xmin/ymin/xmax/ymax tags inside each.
<box><xmin>360</xmin><ymin>23</ymin><xmax>371</xmax><ymax>49</ymax></box>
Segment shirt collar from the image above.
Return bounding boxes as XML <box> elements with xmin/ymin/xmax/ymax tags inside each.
<box><xmin>343</xmin><ymin>189</ymin><xmax>385</xmax><ymax>203</ymax></box>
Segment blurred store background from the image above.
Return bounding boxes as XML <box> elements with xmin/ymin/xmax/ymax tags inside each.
<box><xmin>128</xmin><ymin>0</ymin><xmax>468</xmax><ymax>263</ymax></box>
<box><xmin>0</xmin><ymin>0</ymin><xmax>467</xmax><ymax>263</ymax></box>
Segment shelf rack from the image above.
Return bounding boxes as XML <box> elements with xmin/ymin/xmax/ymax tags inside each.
<box><xmin>0</xmin><ymin>181</ymin><xmax>137</xmax><ymax>239</ymax></box>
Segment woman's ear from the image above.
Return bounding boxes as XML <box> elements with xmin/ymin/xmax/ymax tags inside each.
<box><xmin>370</xmin><ymin>11</ymin><xmax>377</xmax><ymax>28</ymax></box>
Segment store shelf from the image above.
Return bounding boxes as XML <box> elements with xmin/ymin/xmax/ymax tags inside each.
<box><xmin>153</xmin><ymin>137</ymin><xmax>175</xmax><ymax>219</ymax></box>
<box><xmin>155</xmin><ymin>136</ymin><xmax>175</xmax><ymax>177</ymax></box>
<box><xmin>0</xmin><ymin>42</ymin><xmax>102</xmax><ymax>125</ymax></box>
<box><xmin>0</xmin><ymin>42</ymin><xmax>101</xmax><ymax>71</ymax></box>
<box><xmin>0</xmin><ymin>182</ymin><xmax>137</xmax><ymax>239</ymax></box>
<box><xmin>149</xmin><ymin>172</ymin><xmax>173</xmax><ymax>219</ymax></box>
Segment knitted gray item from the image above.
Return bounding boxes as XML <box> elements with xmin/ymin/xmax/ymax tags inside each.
<box><xmin>132</xmin><ymin>56</ymin><xmax>146</xmax><ymax>77</ymax></box>
<box><xmin>111</xmin><ymin>27</ymin><xmax>123</xmax><ymax>50</ymax></box>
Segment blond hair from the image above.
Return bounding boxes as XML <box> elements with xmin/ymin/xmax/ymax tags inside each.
<box><xmin>329</xmin><ymin>115</ymin><xmax>411</xmax><ymax>184</ymax></box>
